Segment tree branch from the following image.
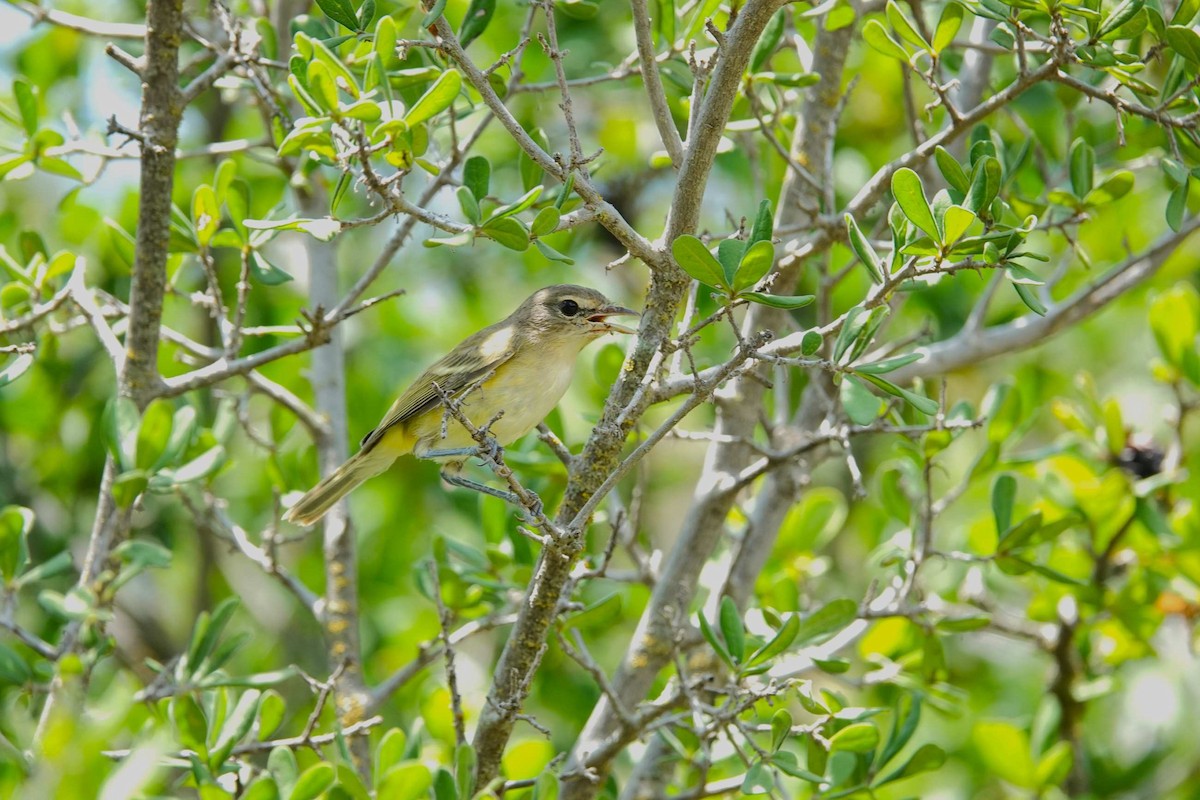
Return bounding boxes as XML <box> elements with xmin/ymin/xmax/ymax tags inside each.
<box><xmin>631</xmin><ymin>0</ymin><xmax>685</xmax><ymax>166</ymax></box>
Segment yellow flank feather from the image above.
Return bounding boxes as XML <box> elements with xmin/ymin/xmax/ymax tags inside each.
<box><xmin>283</xmin><ymin>285</ymin><xmax>639</xmax><ymax>526</ymax></box>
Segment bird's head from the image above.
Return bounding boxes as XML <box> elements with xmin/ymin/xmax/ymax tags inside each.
<box><xmin>519</xmin><ymin>285</ymin><xmax>640</xmax><ymax>342</ymax></box>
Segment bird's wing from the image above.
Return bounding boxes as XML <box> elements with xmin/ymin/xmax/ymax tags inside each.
<box><xmin>359</xmin><ymin>321</ymin><xmax>520</xmax><ymax>451</ymax></box>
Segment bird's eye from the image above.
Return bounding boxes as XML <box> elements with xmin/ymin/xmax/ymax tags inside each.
<box><xmin>559</xmin><ymin>299</ymin><xmax>580</xmax><ymax>316</ymax></box>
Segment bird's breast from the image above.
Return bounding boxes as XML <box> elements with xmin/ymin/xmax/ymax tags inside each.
<box><xmin>472</xmin><ymin>349</ymin><xmax>577</xmax><ymax>444</ymax></box>
<box><xmin>411</xmin><ymin>344</ymin><xmax>579</xmax><ymax>456</ymax></box>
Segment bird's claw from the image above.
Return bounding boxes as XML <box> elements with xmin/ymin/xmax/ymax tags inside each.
<box><xmin>476</xmin><ymin>438</ymin><xmax>503</xmax><ymax>464</ymax></box>
<box><xmin>522</xmin><ymin>495</ymin><xmax>545</xmax><ymax>521</ymax></box>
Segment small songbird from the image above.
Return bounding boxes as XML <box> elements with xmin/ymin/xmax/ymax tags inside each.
<box><xmin>283</xmin><ymin>285</ymin><xmax>639</xmax><ymax>526</ymax></box>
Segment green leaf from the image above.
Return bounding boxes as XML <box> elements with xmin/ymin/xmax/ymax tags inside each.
<box><xmin>879</xmin><ymin>695</ymin><xmax>921</xmax><ymax>768</ymax></box>
<box><xmin>863</xmin><ymin>19</ymin><xmax>911</xmax><ymax>61</ymax></box>
<box><xmin>112</xmin><ymin>537</ymin><xmax>172</xmax><ymax>568</ymax></box>
<box><xmin>717</xmin><ymin>239</ymin><xmax>747</xmax><ymax>287</ymax></box>
<box><xmin>933</xmin><ymin>2</ymin><xmax>964</xmax><ymax>51</ymax></box>
<box><xmin>751</xmin><ymin>10</ymin><xmax>786</xmax><ymax>71</ymax></box>
<box><xmin>998</xmin><ymin>512</ymin><xmax>1045</xmax><ymax>552</ymax></box>
<box><xmin>891</xmin><ymin>168</ymin><xmax>940</xmax><ymax>239</ymax></box>
<box><xmin>878</xmin><ymin>743</ymin><xmax>947</xmax><ymax>785</ymax></box>
<box><xmin>698</xmin><ymin>610</ymin><xmax>734</xmax><ymax>668</ymax></box>
<box><xmin>257</xmin><ymin>690</ymin><xmax>286</xmax><ymax>739</ymax></box>
<box><xmin>305</xmin><ymin>61</ymin><xmax>338</xmax><ymax>111</ymax></box>
<box><xmin>191</xmin><ymin>185</ymin><xmax>219</xmax><ymax>248</ymax></box>
<box><xmin>489</xmin><ymin>186</ymin><xmax>544</xmax><ymax>220</ymax></box>
<box><xmin>795</xmin><ymin>598</ymin><xmax>859</xmax><ymax>646</ymax></box>
<box><xmin>456</xmin><ymin>186</ymin><xmax>481</xmax><ymax>225</ymax></box>
<box><xmin>104</xmin><ymin>397</ymin><xmax>140</xmax><ymax>472</ymax></box>
<box><xmin>672</xmin><ymin>235</ymin><xmax>727</xmax><ymax>289</ymax></box>
<box><xmin>13</xmin><ymin>79</ymin><xmax>38</xmax><ymax>136</ymax></box>
<box><xmin>463</xmin><ymin>155</ymin><xmax>490</xmax><ymax>201</ymax></box>
<box><xmin>719</xmin><ymin>596</ymin><xmax>745</xmax><ymax>664</ymax></box>
<box><xmin>421</xmin><ymin>0</ymin><xmax>448</xmax><ymax>27</ymax></box>
<box><xmin>459</xmin><ymin>0</ymin><xmax>497</xmax><ymax>48</ymax></box>
<box><xmin>269</xmin><ymin>747</ymin><xmax>299</xmax><ymax>798</ymax></box>
<box><xmin>290</xmin><ymin>763</ymin><xmax>335</xmax><ymax>800</ymax></box>
<box><xmin>432</xmin><ymin>768</ymin><xmax>455</xmax><ymax>800</ymax></box>
<box><xmin>37</xmin><ymin>157</ymin><xmax>82</xmax><ymax>181</ymax></box>
<box><xmin>211</xmin><ymin>689</ymin><xmax>261</xmax><ymax>766</ymax></box>
<box><xmin>376</xmin><ymin>728</ymin><xmax>408</xmax><ymax>785</ymax></box>
<box><xmin>480</xmin><ymin>217</ymin><xmax>529</xmax><ymax>251</ymax></box>
<box><xmin>1165</xmin><ymin>25</ymin><xmax>1200</xmax><ymax>62</ymax></box>
<box><xmin>136</xmin><ymin>399</ymin><xmax>174</xmax><ymax>471</ymax></box>
<box><xmin>534</xmin><ymin>240</ymin><xmax>574</xmax><ymax>264</ymax></box>
<box><xmin>1173</xmin><ymin>0</ymin><xmax>1200</xmax><ymax>23</ymax></box>
<box><xmin>1036</xmin><ymin>740</ymin><xmax>1073</xmax><ymax>787</ymax></box>
<box><xmin>559</xmin><ymin>0</ymin><xmax>599</xmax><ymax>17</ymax></box>
<box><xmin>842</xmin><ymin>374</ymin><xmax>883</xmax><ymax>425</ymax></box>
<box><xmin>0</xmin><ymin>506</ymin><xmax>33</xmax><ymax>581</ymax></box>
<box><xmin>249</xmin><ymin>251</ymin><xmax>293</xmax><ymax>286</ymax></box>
<box><xmin>341</xmin><ymin>99</ymin><xmax>381</xmax><ymax>121</ymax></box>
<box><xmin>533</xmin><ymin>770</ymin><xmax>559</xmax><ymax>800</ymax></box>
<box><xmin>1068</xmin><ymin>138</ymin><xmax>1094</xmax><ymax>197</ymax></box>
<box><xmin>404</xmin><ymin>69</ymin><xmax>462</xmax><ymax>127</ymax></box>
<box><xmin>829</xmin><ymin>723</ymin><xmax>880</xmax><ymax>753</ymax></box>
<box><xmin>454</xmin><ymin>743</ymin><xmax>475</xmax><ymax>800</ymax></box>
<box><xmin>1007</xmin><ymin>263</ymin><xmax>1044</xmax><ymax>285</ymax></box>
<box><xmin>172</xmin><ymin>694</ymin><xmax>209</xmax><ymax>755</ymax></box>
<box><xmin>748</xmin><ymin>613</ymin><xmax>800</xmax><ymax>665</ymax></box>
<box><xmin>973</xmin><ymin>721</ymin><xmax>1035</xmax><ymax>788</ymax></box>
<box><xmin>358</xmin><ymin>0</ymin><xmax>376</xmax><ymax>28</ymax></box>
<box><xmin>1102</xmin><ymin>397</ymin><xmax>1125</xmax><ymax>457</ymax></box>
<box><xmin>425</xmin><ymin>232</ymin><xmax>473</xmax><ymax>248</ymax></box>
<box><xmin>242</xmin><ymin>777</ymin><xmax>280</xmax><ymax>800</ymax></box>
<box><xmin>936</xmin><ymin>615</ymin><xmax>991</xmax><ymax>631</ymax></box>
<box><xmin>837</xmin><ymin>306</ymin><xmax>874</xmax><ymax>363</ymax></box>
<box><xmin>965</xmin><ymin>156</ymin><xmax>1002</xmax><ymax>216</ymax></box>
<box><xmin>857</xmin><ymin>372</ymin><xmax>939</xmax><ymax>414</ymax></box>
<box><xmin>770</xmin><ymin>709</ymin><xmax>792</xmax><ymax>752</ymax></box>
<box><xmin>742</xmin><ymin>292</ymin><xmax>814</xmax><ymax>309</ymax></box>
<box><xmin>845</xmin><ymin>213</ymin><xmax>884</xmax><ymax>283</ymax></box>
<box><xmin>1166</xmin><ymin>181</ymin><xmax>1188</xmax><ymax>232</ymax></box>
<box><xmin>531</xmin><ymin>206</ymin><xmax>561</xmax><ymax>237</ymax></box>
<box><xmin>378</xmin><ymin>762</ymin><xmax>434</xmax><ymax>800</ymax></box>
<box><xmin>801</xmin><ymin>330</ymin><xmax>823</xmax><ymax>355</ymax></box>
<box><xmin>941</xmin><ymin>205</ymin><xmax>975</xmax><ymax>244</ymax></box>
<box><xmin>734</xmin><ymin>240</ymin><xmax>775</xmax><ymax>292</ymax></box>
<box><xmin>1013</xmin><ymin>282</ymin><xmax>1047</xmax><ymax>315</ymax></box>
<box><xmin>748</xmin><ymin>199</ymin><xmax>774</xmax><ymax>247</ymax></box>
<box><xmin>0</xmin><ymin>643</ymin><xmax>30</xmax><ymax>684</ymax></box>
<box><xmin>1098</xmin><ymin>0</ymin><xmax>1143</xmax><ymax>37</ymax></box>
<box><xmin>562</xmin><ymin>592</ymin><xmax>622</xmax><ymax>631</ymax></box>
<box><xmin>1148</xmin><ymin>284</ymin><xmax>1200</xmax><ymax>366</ymax></box>
<box><xmin>244</xmin><ymin>217</ymin><xmax>340</xmax><ymax>242</ymax></box>
<box><xmin>771</xmin><ymin>751</ymin><xmax>824</xmax><ymax>782</ymax></box>
<box><xmin>521</xmin><ymin>128</ymin><xmax>550</xmax><ymax>193</ymax></box>
<box><xmin>856</xmin><ymin>352</ymin><xmax>922</xmax><ymax>374</ymax></box>
<box><xmin>0</xmin><ymin>154</ymin><xmax>30</xmax><ymax>181</ymax></box>
<box><xmin>992</xmin><ymin>474</ymin><xmax>1016</xmax><ymax>534</ymax></box>
<box><xmin>374</xmin><ymin>16</ymin><xmax>398</xmax><ymax>65</ymax></box>
<box><xmin>315</xmin><ymin>0</ymin><xmax>360</xmax><ymax>30</ymax></box>
<box><xmin>1084</xmin><ymin>170</ymin><xmax>1134</xmax><ymax>205</ymax></box>
<box><xmin>112</xmin><ymin>470</ymin><xmax>148</xmax><ymax>509</ymax></box>
<box><xmin>0</xmin><ymin>353</ymin><xmax>34</xmax><ymax>387</ymax></box>
<box><xmin>935</xmin><ymin>146</ymin><xmax>970</xmax><ymax>194</ymax></box>
<box><xmin>887</xmin><ymin>0</ymin><xmax>932</xmax><ymax>51</ymax></box>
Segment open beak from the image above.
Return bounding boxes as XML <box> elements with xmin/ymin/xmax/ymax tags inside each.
<box><xmin>588</xmin><ymin>304</ymin><xmax>639</xmax><ymax>335</ymax></box>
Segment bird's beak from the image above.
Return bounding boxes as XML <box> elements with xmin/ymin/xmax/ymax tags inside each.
<box><xmin>587</xmin><ymin>304</ymin><xmax>639</xmax><ymax>335</ymax></box>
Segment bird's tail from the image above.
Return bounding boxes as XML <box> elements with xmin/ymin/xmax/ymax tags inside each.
<box><xmin>283</xmin><ymin>448</ymin><xmax>395</xmax><ymax>526</ymax></box>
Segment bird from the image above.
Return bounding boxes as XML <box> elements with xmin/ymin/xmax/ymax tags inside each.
<box><xmin>283</xmin><ymin>284</ymin><xmax>639</xmax><ymax>526</ymax></box>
